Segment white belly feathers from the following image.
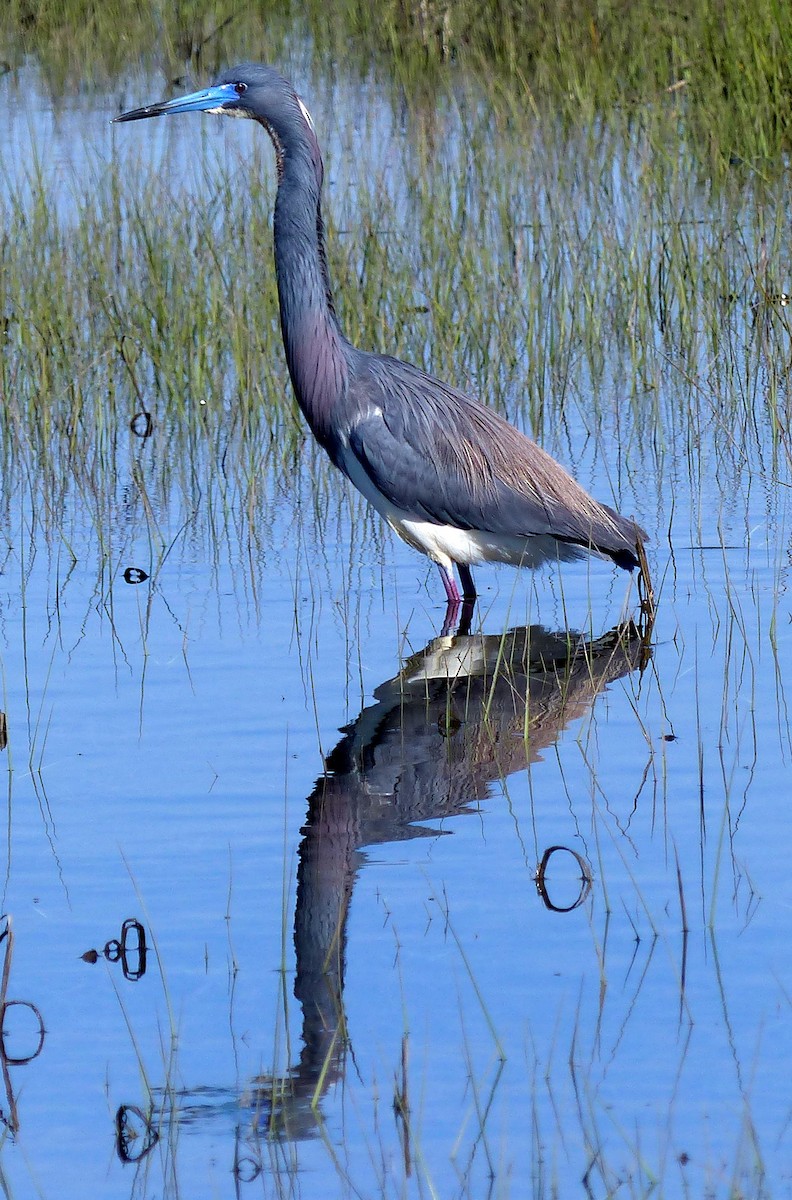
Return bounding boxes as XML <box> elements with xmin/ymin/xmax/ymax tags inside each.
<box><xmin>339</xmin><ymin>436</ymin><xmax>582</xmax><ymax>571</ymax></box>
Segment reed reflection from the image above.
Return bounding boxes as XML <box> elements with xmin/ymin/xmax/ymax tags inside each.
<box><xmin>0</xmin><ymin>916</ymin><xmax>46</xmax><ymax>1135</ymax></box>
<box><xmin>249</xmin><ymin>618</ymin><xmax>647</xmax><ymax>1141</ymax></box>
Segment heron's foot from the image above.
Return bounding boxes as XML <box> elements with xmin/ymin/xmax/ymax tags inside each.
<box><xmin>439</xmin><ymin>598</ymin><xmax>476</xmax><ymax>637</ymax></box>
<box><xmin>437</xmin><ymin>564</ymin><xmax>476</xmax><ymax>635</ymax></box>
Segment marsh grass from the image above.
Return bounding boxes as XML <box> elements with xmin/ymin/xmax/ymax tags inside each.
<box><xmin>110</xmin><ymin>827</ymin><xmax>774</xmax><ymax>1200</ymax></box>
<box><xmin>0</xmin><ymin>21</ymin><xmax>790</xmax><ymax>1199</ymax></box>
<box><xmin>1</xmin><ymin>69</ymin><xmax>790</xmax><ymax>590</ymax></box>
<box><xmin>3</xmin><ymin>0</ymin><xmax>792</xmax><ymax>167</ymax></box>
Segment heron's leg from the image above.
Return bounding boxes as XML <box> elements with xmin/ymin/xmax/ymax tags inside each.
<box><xmin>437</xmin><ymin>564</ymin><xmax>462</xmax><ymax>637</ymax></box>
<box><xmin>457</xmin><ymin>564</ymin><xmax>477</xmax><ymax>600</ymax></box>
<box><xmin>437</xmin><ymin>563</ymin><xmax>461</xmax><ymax>605</ymax></box>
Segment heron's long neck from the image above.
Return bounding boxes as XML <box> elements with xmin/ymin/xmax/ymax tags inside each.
<box><xmin>273</xmin><ymin>139</ymin><xmax>348</xmax><ymax>453</ymax></box>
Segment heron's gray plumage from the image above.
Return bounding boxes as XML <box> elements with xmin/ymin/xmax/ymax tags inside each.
<box><xmin>342</xmin><ymin>351</ymin><xmax>641</xmax><ymax>566</ymax></box>
<box><xmin>114</xmin><ymin>63</ymin><xmax>647</xmax><ymax>606</ymax></box>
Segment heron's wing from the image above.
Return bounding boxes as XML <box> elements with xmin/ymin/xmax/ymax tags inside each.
<box><xmin>346</xmin><ymin>353</ymin><xmax>643</xmax><ymax>560</ymax></box>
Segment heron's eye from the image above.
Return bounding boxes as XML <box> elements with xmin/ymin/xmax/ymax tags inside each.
<box><xmin>234</xmin><ymin>82</ymin><xmax>247</xmax><ymax>96</ymax></box>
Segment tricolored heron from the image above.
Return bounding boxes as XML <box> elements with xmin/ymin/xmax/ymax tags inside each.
<box><xmin>114</xmin><ymin>64</ymin><xmax>646</xmax><ymax>618</ymax></box>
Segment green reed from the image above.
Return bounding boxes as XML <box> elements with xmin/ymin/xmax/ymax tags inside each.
<box><xmin>1</xmin><ymin>65</ymin><xmax>790</xmax><ymax>570</ymax></box>
<box><xmin>3</xmin><ymin>0</ymin><xmax>792</xmax><ymax>164</ymax></box>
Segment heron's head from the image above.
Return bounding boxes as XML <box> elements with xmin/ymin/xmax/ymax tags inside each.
<box><xmin>113</xmin><ymin>62</ymin><xmax>317</xmax><ymax>148</ymax></box>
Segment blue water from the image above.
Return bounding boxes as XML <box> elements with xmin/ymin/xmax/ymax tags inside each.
<box><xmin>1</xmin><ymin>58</ymin><xmax>792</xmax><ymax>1200</ymax></box>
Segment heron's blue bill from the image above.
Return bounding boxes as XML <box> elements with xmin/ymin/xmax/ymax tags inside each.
<box><xmin>113</xmin><ymin>83</ymin><xmax>241</xmax><ymax>123</ymax></box>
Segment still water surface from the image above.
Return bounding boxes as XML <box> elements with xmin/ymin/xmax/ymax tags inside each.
<box><xmin>0</xmin><ymin>57</ymin><xmax>791</xmax><ymax>1200</ymax></box>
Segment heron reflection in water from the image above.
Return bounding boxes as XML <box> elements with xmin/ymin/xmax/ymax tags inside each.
<box><xmin>240</xmin><ymin>618</ymin><xmax>648</xmax><ymax>1144</ymax></box>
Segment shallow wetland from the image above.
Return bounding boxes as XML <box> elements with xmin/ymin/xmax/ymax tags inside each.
<box><xmin>0</xmin><ymin>5</ymin><xmax>792</xmax><ymax>1197</ymax></box>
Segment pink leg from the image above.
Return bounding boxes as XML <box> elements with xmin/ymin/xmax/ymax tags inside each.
<box><xmin>437</xmin><ymin>565</ymin><xmax>461</xmax><ymax>636</ymax></box>
<box><xmin>437</xmin><ymin>563</ymin><xmax>461</xmax><ymax>604</ymax></box>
